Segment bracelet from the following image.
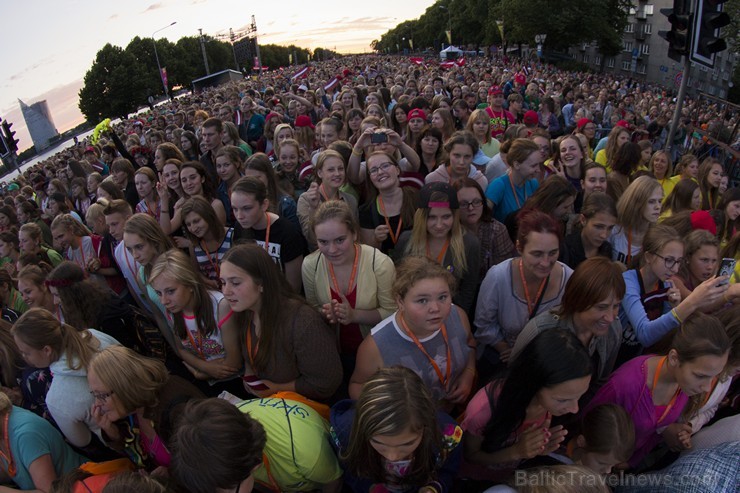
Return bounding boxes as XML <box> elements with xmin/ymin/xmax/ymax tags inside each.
<box><xmin>671</xmin><ymin>308</ymin><xmax>683</xmax><ymax>324</ymax></box>
<box><xmin>351</xmin><ymin>147</ymin><xmax>362</xmax><ymax>157</ymax></box>
<box><xmin>464</xmin><ymin>367</ymin><xmax>476</xmax><ymax>373</ymax></box>
<box><xmin>161</xmin><ymin>210</ymin><xmax>169</xmax><ymax>215</ymax></box>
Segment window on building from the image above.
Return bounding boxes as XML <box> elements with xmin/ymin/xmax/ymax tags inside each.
<box><xmin>645</xmin><ymin>4</ymin><xmax>654</xmax><ymax>14</ymax></box>
<box><xmin>720</xmin><ymin>89</ymin><xmax>726</xmax><ymax>98</ymax></box>
<box><xmin>629</xmin><ymin>6</ymin><xmax>637</xmax><ymax>14</ymax></box>
<box><xmin>583</xmin><ymin>54</ymin><xmax>589</xmax><ymax>63</ymax></box>
<box><xmin>641</xmin><ymin>44</ymin><xmax>650</xmax><ymax>55</ymax></box>
<box><xmin>624</xmin><ymin>41</ymin><xmax>633</xmax><ymax>51</ymax></box>
<box><xmin>638</xmin><ymin>64</ymin><xmax>647</xmax><ymax>74</ymax></box>
<box><xmin>622</xmin><ymin>61</ymin><xmax>631</xmax><ymax>70</ymax></box>
<box><xmin>595</xmin><ymin>56</ymin><xmax>602</xmax><ymax>65</ymax></box>
<box><xmin>608</xmin><ymin>57</ymin><xmax>615</xmax><ymax>68</ymax></box>
<box><xmin>644</xmin><ymin>23</ymin><xmax>652</xmax><ymax>34</ymax></box>
<box><xmin>625</xmin><ymin>23</ymin><xmax>635</xmax><ymax>33</ymax></box>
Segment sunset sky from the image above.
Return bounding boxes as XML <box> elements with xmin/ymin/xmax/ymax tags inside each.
<box><xmin>1</xmin><ymin>0</ymin><xmax>434</xmax><ymax>151</ymax></box>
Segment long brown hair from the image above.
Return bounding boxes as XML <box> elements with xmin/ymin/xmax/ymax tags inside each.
<box><xmin>46</xmin><ymin>261</ymin><xmax>110</xmax><ymax>331</ymax></box>
<box><xmin>12</xmin><ymin>308</ymin><xmax>101</xmax><ymax>370</ymax></box>
<box><xmin>220</xmin><ymin>244</ymin><xmax>303</xmax><ymax>372</ymax></box>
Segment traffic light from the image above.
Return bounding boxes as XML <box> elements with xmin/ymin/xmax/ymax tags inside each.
<box><xmin>1</xmin><ymin>120</ymin><xmax>18</xmax><ymax>152</ymax></box>
<box><xmin>691</xmin><ymin>0</ymin><xmax>731</xmax><ymax>67</ymax></box>
<box><xmin>659</xmin><ymin>0</ymin><xmax>692</xmax><ymax>62</ymax></box>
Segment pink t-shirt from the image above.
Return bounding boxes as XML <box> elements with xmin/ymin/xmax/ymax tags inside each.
<box><xmin>460</xmin><ymin>381</ymin><xmax>549</xmax><ymax>481</ymax></box>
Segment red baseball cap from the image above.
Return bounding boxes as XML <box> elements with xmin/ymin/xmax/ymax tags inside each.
<box><xmin>488</xmin><ymin>86</ymin><xmax>503</xmax><ymax>95</ymax></box>
<box><xmin>523</xmin><ymin>110</ymin><xmax>539</xmax><ymax>125</ymax></box>
<box><xmin>407</xmin><ymin>108</ymin><xmax>427</xmax><ymax>121</ymax></box>
<box><xmin>294</xmin><ymin>115</ymin><xmax>315</xmax><ymax>129</ymax></box>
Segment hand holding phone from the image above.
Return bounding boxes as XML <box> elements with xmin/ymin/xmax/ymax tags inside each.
<box><xmin>716</xmin><ymin>258</ymin><xmax>736</xmax><ymax>286</ymax></box>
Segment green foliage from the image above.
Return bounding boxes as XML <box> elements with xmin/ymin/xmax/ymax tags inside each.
<box><xmin>372</xmin><ymin>0</ymin><xmax>630</xmax><ymax>53</ymax></box>
<box><xmin>256</xmin><ymin>45</ymin><xmax>312</xmax><ymax>69</ymax></box>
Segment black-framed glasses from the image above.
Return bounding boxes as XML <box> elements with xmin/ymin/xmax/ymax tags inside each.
<box><xmin>460</xmin><ymin>199</ymin><xmax>484</xmax><ymax>209</ymax></box>
<box><xmin>90</xmin><ymin>390</ymin><xmax>114</xmax><ymax>402</ymax></box>
<box><xmin>654</xmin><ymin>252</ymin><xmax>683</xmax><ymax>269</ymax></box>
<box><xmin>368</xmin><ymin>162</ymin><xmax>395</xmax><ymax>176</ymax></box>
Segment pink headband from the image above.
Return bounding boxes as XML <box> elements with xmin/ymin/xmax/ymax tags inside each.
<box><xmin>427</xmin><ymin>201</ymin><xmax>450</xmax><ymax>208</ymax></box>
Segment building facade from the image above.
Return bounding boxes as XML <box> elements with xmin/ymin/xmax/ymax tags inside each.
<box><xmin>19</xmin><ymin>99</ymin><xmax>59</xmax><ymax>151</ymax></box>
<box><xmin>568</xmin><ymin>0</ymin><xmax>735</xmax><ymax>99</ymax></box>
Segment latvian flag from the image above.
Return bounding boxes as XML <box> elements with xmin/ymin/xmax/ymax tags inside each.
<box><xmin>291</xmin><ymin>66</ymin><xmax>311</xmax><ymax>80</ymax></box>
<box><xmin>409</xmin><ymin>57</ymin><xmax>424</xmax><ymax>66</ymax></box>
<box><xmin>324</xmin><ymin>76</ymin><xmax>340</xmax><ymax>92</ymax></box>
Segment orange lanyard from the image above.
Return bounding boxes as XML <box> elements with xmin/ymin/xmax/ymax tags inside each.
<box><xmin>426</xmin><ymin>238</ymin><xmax>450</xmax><ymax>265</ymax></box>
<box><xmin>519</xmin><ymin>258</ymin><xmax>548</xmax><ymax>318</ymax></box>
<box><xmin>652</xmin><ymin>356</ymin><xmax>681</xmax><ymax>425</ymax></box>
<box><xmin>508</xmin><ymin>174</ymin><xmax>526</xmax><ymax>209</ymax></box>
<box><xmin>145</xmin><ymin>199</ymin><xmax>161</xmax><ymax>219</ymax></box>
<box><xmin>259</xmin><ymin>453</ymin><xmax>280</xmax><ymax>492</ymax></box>
<box><xmin>0</xmin><ymin>413</ymin><xmax>16</xmax><ymax>477</ymax></box>
<box><xmin>319</xmin><ymin>184</ymin><xmax>336</xmax><ymax>202</ymax></box>
<box><xmin>398</xmin><ymin>314</ymin><xmax>451</xmax><ymax>387</ymax></box>
<box><xmin>262</xmin><ymin>213</ymin><xmax>272</xmax><ymax>253</ymax></box>
<box><xmin>328</xmin><ymin>244</ymin><xmax>359</xmax><ymax>296</ymax></box>
<box><xmin>199</xmin><ymin>239</ymin><xmax>221</xmax><ymax>279</ymax></box>
<box><xmin>245</xmin><ymin>313</ymin><xmax>257</xmax><ymax>370</ymax></box>
<box><xmin>702</xmin><ymin>377</ymin><xmax>719</xmax><ymax>407</ymax></box>
<box><xmin>185</xmin><ymin>318</ymin><xmax>205</xmax><ymax>359</ymax></box>
<box><xmin>377</xmin><ymin>195</ymin><xmax>403</xmax><ymax>245</ymax></box>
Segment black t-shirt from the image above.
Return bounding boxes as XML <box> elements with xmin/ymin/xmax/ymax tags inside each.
<box><xmin>358</xmin><ymin>189</ymin><xmax>417</xmax><ymax>256</ymax></box>
<box><xmin>233</xmin><ymin>216</ymin><xmax>306</xmax><ymax>271</ymax></box>
<box><xmin>559</xmin><ymin>231</ymin><xmax>613</xmax><ymax>270</ymax></box>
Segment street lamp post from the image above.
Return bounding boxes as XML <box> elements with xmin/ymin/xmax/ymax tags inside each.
<box><xmin>153</xmin><ymin>21</ymin><xmax>177</xmax><ymax>100</ymax></box>
<box><xmin>439</xmin><ymin>5</ymin><xmax>451</xmax><ymax>47</ymax></box>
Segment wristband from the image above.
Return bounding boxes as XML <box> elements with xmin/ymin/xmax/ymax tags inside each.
<box><xmin>671</xmin><ymin>308</ymin><xmax>683</xmax><ymax>324</ymax></box>
<box><xmin>351</xmin><ymin>147</ymin><xmax>362</xmax><ymax>157</ymax></box>
<box><xmin>464</xmin><ymin>367</ymin><xmax>476</xmax><ymax>373</ymax></box>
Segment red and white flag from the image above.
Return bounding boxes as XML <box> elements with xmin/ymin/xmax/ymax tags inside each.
<box><xmin>291</xmin><ymin>66</ymin><xmax>310</xmax><ymax>80</ymax></box>
<box><xmin>409</xmin><ymin>57</ymin><xmax>424</xmax><ymax>65</ymax></box>
<box><xmin>324</xmin><ymin>77</ymin><xmax>340</xmax><ymax>92</ymax></box>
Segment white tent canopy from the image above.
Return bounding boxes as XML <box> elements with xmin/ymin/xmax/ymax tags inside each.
<box><xmin>439</xmin><ymin>45</ymin><xmax>462</xmax><ymax>60</ymax></box>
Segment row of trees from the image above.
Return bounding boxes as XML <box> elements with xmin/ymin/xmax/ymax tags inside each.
<box><xmin>78</xmin><ymin>35</ymin><xmax>335</xmax><ymax>122</ymax></box>
<box><xmin>371</xmin><ymin>0</ymin><xmax>631</xmax><ymax>58</ymax></box>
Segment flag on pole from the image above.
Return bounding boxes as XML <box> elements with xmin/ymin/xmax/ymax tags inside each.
<box><xmin>160</xmin><ymin>67</ymin><xmax>168</xmax><ymax>88</ymax></box>
<box><xmin>291</xmin><ymin>66</ymin><xmax>310</xmax><ymax>80</ymax></box>
<box><xmin>446</xmin><ymin>30</ymin><xmax>452</xmax><ymax>44</ymax></box>
<box><xmin>324</xmin><ymin>77</ymin><xmax>340</xmax><ymax>92</ymax></box>
<box><xmin>409</xmin><ymin>57</ymin><xmax>424</xmax><ymax>65</ymax></box>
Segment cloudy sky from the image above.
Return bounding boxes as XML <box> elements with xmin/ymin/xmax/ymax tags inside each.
<box><xmin>1</xmin><ymin>0</ymin><xmax>433</xmax><ymax>151</ymax></box>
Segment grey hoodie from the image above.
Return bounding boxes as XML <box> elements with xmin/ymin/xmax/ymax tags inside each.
<box><xmin>46</xmin><ymin>329</ymin><xmax>119</xmax><ymax>448</ymax></box>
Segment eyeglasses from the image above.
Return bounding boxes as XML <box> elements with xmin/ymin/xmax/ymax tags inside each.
<box><xmin>459</xmin><ymin>199</ymin><xmax>484</xmax><ymax>209</ymax></box>
<box><xmin>368</xmin><ymin>163</ymin><xmax>395</xmax><ymax>176</ymax></box>
<box><xmin>90</xmin><ymin>390</ymin><xmax>114</xmax><ymax>402</ymax></box>
<box><xmin>653</xmin><ymin>252</ymin><xmax>683</xmax><ymax>270</ymax></box>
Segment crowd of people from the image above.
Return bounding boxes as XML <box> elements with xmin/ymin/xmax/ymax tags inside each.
<box><xmin>0</xmin><ymin>53</ymin><xmax>738</xmax><ymax>493</ymax></box>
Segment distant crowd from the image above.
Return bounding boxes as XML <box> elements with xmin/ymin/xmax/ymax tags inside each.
<box><xmin>0</xmin><ymin>54</ymin><xmax>738</xmax><ymax>493</ymax></box>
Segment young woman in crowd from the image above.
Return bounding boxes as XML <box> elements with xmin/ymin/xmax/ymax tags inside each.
<box><xmin>96</xmin><ymin>180</ymin><xmax>124</xmax><ymax>203</ymax></box>
<box><xmin>87</xmin><ymin>345</ymin><xmax>204</xmax><ymax>470</ymax></box>
<box><xmin>394</xmin><ymin>182</ymin><xmax>480</xmax><ymax>314</ymax></box>
<box><xmin>69</xmin><ymin>177</ymin><xmax>92</xmax><ymax>217</ymax></box>
<box><xmin>521</xmin><ymin>176</ymin><xmax>577</xmax><ymax>230</ymax></box>
<box><xmin>431</xmin><ymin>108</ymin><xmax>455</xmax><ymax>143</ymax></box>
<box><xmin>350</xmin><ymin>256</ymin><xmax>476</xmax><ymax>412</ymax></box>
<box><xmin>219</xmin><ymin>243</ymin><xmax>342</xmax><ymax>401</ymax></box>
<box><xmin>358</xmin><ymin>152</ymin><xmax>418</xmax><ymax>255</ymax></box>
<box><xmin>670</xmin><ymin>154</ymin><xmax>700</xmax><ymax>185</ymax></box>
<box><xmin>298</xmin><ymin>150</ymin><xmax>359</xmax><ymax>250</ymax></box>
<box><xmin>178</xmin><ymin>161</ymin><xmax>226</xmax><ymax>225</ymax></box>
<box><xmin>179</xmin><ymin>130</ymin><xmax>200</xmax><ymax>161</ymax></box>
<box><xmin>16</xmin><ymin>201</ymin><xmax>53</xmax><ymax>246</ymax></box>
<box><xmin>697</xmin><ymin>157</ymin><xmax>724</xmax><ymax>211</ymax></box>
<box><xmin>486</xmin><ymin>139</ymin><xmax>541</xmax><ymax>223</ymax></box>
<box><xmin>45</xmin><ymin>261</ymin><xmax>139</xmax><ymax>351</ymax></box>
<box><xmin>134</xmin><ymin>167</ymin><xmax>161</xmax><ymax>221</ymax></box>
<box><xmin>243</xmin><ymin>152</ymin><xmax>300</xmax><ymax>230</ymax></box>
<box><xmin>594</xmin><ymin>126</ymin><xmax>630</xmax><ymax>170</ymax></box>
<box><xmin>511</xmin><ymin>257</ymin><xmax>625</xmax><ymax>394</ymax></box>
<box><xmin>180</xmin><ymin>196</ymin><xmax>234</xmax><ymax>289</ymax></box>
<box><xmin>154</xmin><ymin>142</ymin><xmax>186</xmax><ymax>172</ymax></box>
<box><xmin>425</xmin><ymin>131</ymin><xmax>487</xmax><ymax>189</ymax></box>
<box><xmin>648</xmin><ymin>150</ymin><xmax>675</xmax><ymax>198</ymax></box>
<box><xmin>560</xmin><ymin>192</ymin><xmax>617</xmax><ymax>269</ymax></box>
<box><xmin>609</xmin><ymin>176</ymin><xmax>663</xmax><ymax>265</ymax></box>
<box><xmin>302</xmin><ymin>200</ymin><xmax>396</xmax><ymax>378</ymax></box>
<box><xmin>110</xmin><ymin>158</ymin><xmax>138</xmax><ymax>210</ymax></box>
<box><xmin>454</xmin><ymin>178</ymin><xmax>516</xmax><ymax>282</ymax></box>
<box><xmin>415</xmin><ymin>126</ymin><xmax>445</xmax><ymax>176</ymax></box>
<box><xmin>230</xmin><ymin>176</ymin><xmax>306</xmax><ymax>293</ymax></box>
<box><xmin>16</xmin><ymin>264</ymin><xmax>57</xmax><ymax>317</ymax></box>
<box><xmin>466</xmin><ymin>109</ymin><xmax>500</xmax><ymax>158</ymax></box>
<box><xmin>617</xmin><ymin>224</ymin><xmax>730</xmax><ymax>364</ymax></box>
<box><xmin>670</xmin><ymin>229</ymin><xmax>720</xmax><ymax>300</ymax></box>
<box><xmin>0</xmin><ymin>391</ymin><xmax>86</xmax><ymax>492</ymax></box>
<box><xmin>221</xmin><ymin>121</ymin><xmax>252</xmax><ymax>157</ymax></box>
<box><xmin>50</xmin><ymin>214</ymin><xmax>107</xmax><ymax>284</ymax></box>
<box><xmin>122</xmin><ymin>213</ymin><xmax>176</xmax><ymax>346</ymax></box>
<box><xmin>390</xmin><ymin>103</ymin><xmax>410</xmax><ymax>137</ymax></box>
<box><xmin>214</xmin><ymin>145</ymin><xmax>244</xmax><ymax>226</ymax></box>
<box><xmin>275</xmin><ymin>138</ymin><xmax>309</xmax><ymax>198</ymax></box>
<box><xmin>46</xmin><ymin>192</ymin><xmax>83</xmax><ymax>224</ymax></box>
<box><xmin>0</xmin><ymin>231</ymin><xmax>21</xmax><ymax>276</ymax></box>
<box><xmin>331</xmin><ymin>367</ymin><xmax>463</xmax><ymax>493</ymax></box>
<box><xmin>661</xmin><ymin>179</ymin><xmax>700</xmax><ymax>218</ymax></box>
<box><xmin>585</xmin><ymin>313</ymin><xmax>729</xmax><ymax>469</ymax></box>
<box><xmin>348</xmin><ymin>123</ymin><xmax>421</xmax><ymax>186</ymax></box>
<box><xmin>551</xmin><ymin>135</ymin><xmax>586</xmax><ymax>193</ymax></box>
<box><xmin>714</xmin><ymin>188</ymin><xmax>739</xmax><ymax>245</ymax></box>
<box><xmin>11</xmin><ymin>308</ymin><xmax>119</xmax><ymax>454</ymax></box>
<box><xmin>606</xmin><ymin>142</ymin><xmax>642</xmax><ymax>203</ymax></box>
<box><xmin>462</xmin><ymin>330</ymin><xmax>592</xmax><ymax>481</ymax></box>
<box><xmin>475</xmin><ymin>209</ymin><xmax>572</xmax><ymax>374</ymax></box>
<box><xmin>149</xmin><ymin>249</ymin><xmax>242</xmax><ymax>396</ymax></box>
